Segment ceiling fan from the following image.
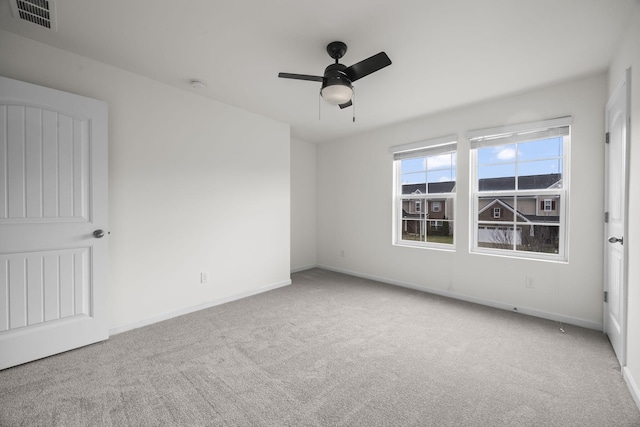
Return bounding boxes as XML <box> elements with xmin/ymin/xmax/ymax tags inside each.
<box><xmin>278</xmin><ymin>41</ymin><xmax>392</xmax><ymax>109</ymax></box>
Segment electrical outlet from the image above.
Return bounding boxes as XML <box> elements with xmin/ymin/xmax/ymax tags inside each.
<box><xmin>200</xmin><ymin>272</ymin><xmax>209</xmax><ymax>283</ymax></box>
<box><xmin>525</xmin><ymin>276</ymin><xmax>535</xmax><ymax>289</ymax></box>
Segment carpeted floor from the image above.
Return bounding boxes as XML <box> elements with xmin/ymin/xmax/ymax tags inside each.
<box><xmin>1</xmin><ymin>268</ymin><xmax>639</xmax><ymax>426</ymax></box>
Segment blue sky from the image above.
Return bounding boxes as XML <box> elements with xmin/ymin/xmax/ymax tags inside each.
<box><xmin>401</xmin><ymin>153</ymin><xmax>456</xmax><ymax>184</ymax></box>
<box><xmin>477</xmin><ymin>137</ymin><xmax>563</xmax><ymax>180</ymax></box>
<box><xmin>401</xmin><ymin>137</ymin><xmax>562</xmax><ymax>185</ymax></box>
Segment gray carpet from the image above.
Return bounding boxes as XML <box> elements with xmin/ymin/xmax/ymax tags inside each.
<box><xmin>1</xmin><ymin>268</ymin><xmax>639</xmax><ymax>426</ymax></box>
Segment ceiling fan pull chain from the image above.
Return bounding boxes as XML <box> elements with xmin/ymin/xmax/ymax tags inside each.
<box><xmin>352</xmin><ymin>86</ymin><xmax>356</xmax><ymax>123</ymax></box>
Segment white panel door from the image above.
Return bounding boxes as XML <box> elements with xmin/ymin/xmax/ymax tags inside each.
<box><xmin>604</xmin><ymin>70</ymin><xmax>629</xmax><ymax>366</ymax></box>
<box><xmin>0</xmin><ymin>76</ymin><xmax>108</xmax><ymax>370</ymax></box>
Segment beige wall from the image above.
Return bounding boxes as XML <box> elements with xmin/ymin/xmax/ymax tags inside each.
<box><xmin>609</xmin><ymin>1</ymin><xmax>640</xmax><ymax>409</ymax></box>
<box><xmin>0</xmin><ymin>30</ymin><xmax>291</xmax><ymax>332</ymax></box>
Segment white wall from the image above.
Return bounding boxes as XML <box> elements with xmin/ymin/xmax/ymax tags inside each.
<box><xmin>609</xmin><ymin>1</ymin><xmax>640</xmax><ymax>409</ymax></box>
<box><xmin>0</xmin><ymin>30</ymin><xmax>291</xmax><ymax>332</ymax></box>
<box><xmin>290</xmin><ymin>138</ymin><xmax>317</xmax><ymax>271</ymax></box>
<box><xmin>317</xmin><ymin>73</ymin><xmax>607</xmax><ymax>329</ymax></box>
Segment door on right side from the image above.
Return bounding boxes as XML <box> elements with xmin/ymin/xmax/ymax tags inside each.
<box><xmin>604</xmin><ymin>69</ymin><xmax>630</xmax><ymax>366</ymax></box>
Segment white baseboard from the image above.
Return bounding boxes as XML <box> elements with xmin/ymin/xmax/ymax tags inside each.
<box><xmin>290</xmin><ymin>264</ymin><xmax>317</xmax><ymax>273</ymax></box>
<box><xmin>623</xmin><ymin>367</ymin><xmax>640</xmax><ymax>412</ymax></box>
<box><xmin>317</xmin><ymin>264</ymin><xmax>603</xmax><ymax>331</ymax></box>
<box><xmin>109</xmin><ymin>279</ymin><xmax>292</xmax><ymax>336</ymax></box>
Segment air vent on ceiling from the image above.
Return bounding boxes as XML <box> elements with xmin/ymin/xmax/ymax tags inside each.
<box><xmin>9</xmin><ymin>0</ymin><xmax>57</xmax><ymax>31</ymax></box>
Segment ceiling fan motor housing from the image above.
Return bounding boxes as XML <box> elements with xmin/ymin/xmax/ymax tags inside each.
<box><xmin>322</xmin><ymin>63</ymin><xmax>352</xmax><ymax>88</ymax></box>
<box><xmin>323</xmin><ymin>42</ymin><xmax>351</xmax><ymax>92</ymax></box>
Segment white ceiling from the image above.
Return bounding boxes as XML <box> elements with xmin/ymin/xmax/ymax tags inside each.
<box><xmin>0</xmin><ymin>0</ymin><xmax>637</xmax><ymax>143</ymax></box>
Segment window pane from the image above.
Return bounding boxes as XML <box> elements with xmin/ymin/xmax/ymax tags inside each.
<box><xmin>401</xmin><ymin>172</ymin><xmax>426</xmax><ymax>185</ymax></box>
<box><xmin>477</xmin><ymin>223</ymin><xmax>516</xmax><ymax>250</ymax></box>
<box><xmin>402</xmin><ymin>198</ymin><xmax>426</xmax><ymax>217</ymax></box>
<box><xmin>401</xmin><ymin>158</ymin><xmax>425</xmax><ymax>174</ymax></box>
<box><xmin>478</xmin><ymin>144</ymin><xmax>517</xmax><ymax>164</ymax></box>
<box><xmin>426</xmin><ymin>153</ymin><xmax>456</xmax><ymax>170</ymax></box>
<box><xmin>427</xmin><ymin>152</ymin><xmax>456</xmax><ymax>193</ymax></box>
<box><xmin>478</xmin><ymin>164</ymin><xmax>516</xmax><ymax>190</ymax></box>
<box><xmin>427</xmin><ymin>170</ymin><xmax>456</xmax><ymax>192</ymax></box>
<box><xmin>517</xmin><ymin>167</ymin><xmax>562</xmax><ymax>189</ymax></box>
<box><xmin>426</xmin><ymin>220</ymin><xmax>454</xmax><ymax>244</ymax></box>
<box><xmin>401</xmin><ymin>220</ymin><xmax>425</xmax><ymax>242</ymax></box>
<box><xmin>478</xmin><ymin>196</ymin><xmax>514</xmax><ymax>222</ymax></box>
<box><xmin>402</xmin><ymin>182</ymin><xmax>426</xmax><ymax>195</ymax></box>
<box><xmin>518</xmin><ymin>137</ymin><xmax>562</xmax><ymax>161</ymax></box>
<box><xmin>514</xmin><ymin>195</ymin><xmax>560</xmax><ymax>224</ymax></box>
<box><xmin>427</xmin><ymin>169</ymin><xmax>456</xmax><ymax>183</ymax></box>
<box><xmin>519</xmin><ymin>225</ymin><xmax>560</xmax><ymax>254</ymax></box>
<box><xmin>518</xmin><ymin>160</ymin><xmax>562</xmax><ymax>187</ymax></box>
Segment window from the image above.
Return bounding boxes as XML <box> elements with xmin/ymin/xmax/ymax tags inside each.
<box><xmin>392</xmin><ymin>136</ymin><xmax>456</xmax><ymax>248</ymax></box>
<box><xmin>468</xmin><ymin>117</ymin><xmax>571</xmax><ymax>261</ymax></box>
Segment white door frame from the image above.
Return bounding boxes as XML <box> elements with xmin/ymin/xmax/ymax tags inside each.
<box><xmin>603</xmin><ymin>68</ymin><xmax>631</xmax><ymax>366</ymax></box>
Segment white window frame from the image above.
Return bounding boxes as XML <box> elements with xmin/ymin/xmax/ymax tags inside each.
<box><xmin>391</xmin><ymin>135</ymin><xmax>457</xmax><ymax>250</ymax></box>
<box><xmin>468</xmin><ymin>117</ymin><xmax>571</xmax><ymax>262</ymax></box>
<box><xmin>432</xmin><ymin>201</ymin><xmax>442</xmax><ymax>213</ymax></box>
<box><xmin>493</xmin><ymin>207</ymin><xmax>501</xmax><ymax>218</ymax></box>
<box><xmin>543</xmin><ymin>199</ymin><xmax>553</xmax><ymax>212</ymax></box>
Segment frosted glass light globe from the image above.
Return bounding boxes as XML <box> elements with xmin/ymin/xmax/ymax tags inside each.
<box><xmin>321</xmin><ymin>84</ymin><xmax>353</xmax><ymax>105</ymax></box>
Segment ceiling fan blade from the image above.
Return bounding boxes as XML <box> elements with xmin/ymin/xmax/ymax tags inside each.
<box><xmin>344</xmin><ymin>52</ymin><xmax>392</xmax><ymax>82</ymax></box>
<box><xmin>278</xmin><ymin>73</ymin><xmax>324</xmax><ymax>82</ymax></box>
<box><xmin>339</xmin><ymin>100</ymin><xmax>352</xmax><ymax>109</ymax></box>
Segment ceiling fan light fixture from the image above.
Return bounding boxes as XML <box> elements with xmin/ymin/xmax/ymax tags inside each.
<box><xmin>321</xmin><ymin>81</ymin><xmax>353</xmax><ymax>105</ymax></box>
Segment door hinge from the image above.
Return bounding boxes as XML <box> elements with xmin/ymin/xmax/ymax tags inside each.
<box><xmin>604</xmin><ymin>291</ymin><xmax>608</xmax><ymax>303</ymax></box>
<box><xmin>605</xmin><ymin>132</ymin><xmax>610</xmax><ymax>144</ymax></box>
<box><xmin>604</xmin><ymin>212</ymin><xmax>609</xmax><ymax>223</ymax></box>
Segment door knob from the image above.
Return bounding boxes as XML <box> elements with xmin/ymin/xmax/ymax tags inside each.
<box><xmin>608</xmin><ymin>236</ymin><xmax>623</xmax><ymax>244</ymax></box>
<box><xmin>93</xmin><ymin>229</ymin><xmax>106</xmax><ymax>239</ymax></box>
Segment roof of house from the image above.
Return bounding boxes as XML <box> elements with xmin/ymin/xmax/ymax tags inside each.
<box><xmin>402</xmin><ymin>173</ymin><xmax>561</xmax><ymax>195</ymax></box>
<box><xmin>479</xmin><ymin>173</ymin><xmax>562</xmax><ymax>191</ymax></box>
<box><xmin>402</xmin><ymin>181</ymin><xmax>456</xmax><ymax>195</ymax></box>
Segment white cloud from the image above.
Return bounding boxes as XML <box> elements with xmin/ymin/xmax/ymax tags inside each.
<box><xmin>496</xmin><ymin>147</ymin><xmax>516</xmax><ymax>160</ymax></box>
<box><xmin>427</xmin><ymin>154</ymin><xmax>454</xmax><ymax>169</ymax></box>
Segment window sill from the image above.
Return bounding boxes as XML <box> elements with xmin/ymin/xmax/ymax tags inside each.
<box><xmin>393</xmin><ymin>241</ymin><xmax>456</xmax><ymax>252</ymax></box>
<box><xmin>470</xmin><ymin>248</ymin><xmax>568</xmax><ymax>264</ymax></box>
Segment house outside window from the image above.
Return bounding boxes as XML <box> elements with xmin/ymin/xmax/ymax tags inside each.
<box><xmin>468</xmin><ymin>117</ymin><xmax>571</xmax><ymax>261</ymax></box>
<box><xmin>392</xmin><ymin>136</ymin><xmax>456</xmax><ymax>248</ymax></box>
